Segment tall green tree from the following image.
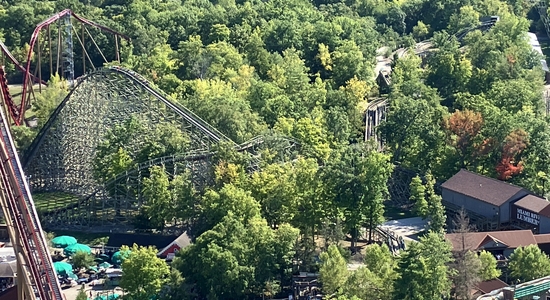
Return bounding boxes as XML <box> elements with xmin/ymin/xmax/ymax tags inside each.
<box><xmin>292</xmin><ymin>157</ymin><xmax>328</xmax><ymax>239</ymax></box>
<box><xmin>508</xmin><ymin>245</ymin><xmax>550</xmax><ymax>282</ymax></box>
<box><xmin>171</xmin><ymin>171</ymin><xmax>199</xmax><ymax>224</ymax></box>
<box><xmin>425</xmin><ymin>173</ymin><xmax>446</xmax><ymax>233</ymax></box>
<box><xmin>360</xmin><ymin>244</ymin><xmax>398</xmax><ymax>299</ymax></box>
<box><xmin>176</xmin><ymin>214</ymin><xmax>299</xmax><ymax>299</ymax></box>
<box><xmin>120</xmin><ymin>244</ymin><xmax>170</xmax><ymax>300</ymax></box>
<box><xmin>248</xmin><ymin>162</ymin><xmax>296</xmax><ymax>227</ymax></box>
<box><xmin>479</xmin><ymin>251</ymin><xmax>501</xmax><ymax>281</ymax></box>
<box><xmin>319</xmin><ymin>244</ymin><xmax>349</xmax><ymax>296</ymax></box>
<box><xmin>410</xmin><ymin>175</ymin><xmax>428</xmax><ymax>217</ymax></box>
<box><xmin>426</xmin><ymin>33</ymin><xmax>473</xmax><ymax>100</ymax></box>
<box><xmin>199</xmin><ymin>183</ymin><xmax>261</xmax><ymax>234</ymax></box>
<box><xmin>93</xmin><ymin>116</ymin><xmax>144</xmax><ymax>184</ymax></box>
<box><xmin>380</xmin><ymin>56</ymin><xmax>447</xmax><ymax>173</ymax></box>
<box><xmin>394</xmin><ymin>231</ymin><xmax>454</xmax><ymax>300</ymax></box>
<box><xmin>323</xmin><ymin>143</ymin><xmax>393</xmax><ymax>248</ymax></box>
<box><xmin>345</xmin><ymin>267</ymin><xmax>384</xmax><ymax>300</ymax></box>
<box><xmin>138</xmin><ymin>166</ymin><xmax>172</xmax><ymax>230</ymax></box>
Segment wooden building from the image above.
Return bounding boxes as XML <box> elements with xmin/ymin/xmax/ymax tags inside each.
<box><xmin>441</xmin><ymin>169</ymin><xmax>530</xmax><ymax>227</ymax></box>
<box><xmin>445</xmin><ymin>230</ymin><xmax>539</xmax><ymax>258</ymax></box>
<box><xmin>157</xmin><ymin>232</ymin><xmax>191</xmax><ymax>260</ymax></box>
<box><xmin>510</xmin><ymin>195</ymin><xmax>550</xmax><ymax>233</ymax></box>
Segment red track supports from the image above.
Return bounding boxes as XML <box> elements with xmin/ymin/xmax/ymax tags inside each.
<box><xmin>0</xmin><ymin>87</ymin><xmax>64</xmax><ymax>299</ymax></box>
<box><xmin>12</xmin><ymin>9</ymin><xmax>129</xmax><ymax>125</ymax></box>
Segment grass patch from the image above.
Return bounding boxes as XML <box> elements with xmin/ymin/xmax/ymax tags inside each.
<box><xmin>47</xmin><ymin>229</ymin><xmax>109</xmax><ymax>246</ymax></box>
<box><xmin>33</xmin><ymin>192</ymin><xmax>80</xmax><ymax>213</ymax></box>
<box><xmin>384</xmin><ymin>202</ymin><xmax>417</xmax><ymax>220</ymax></box>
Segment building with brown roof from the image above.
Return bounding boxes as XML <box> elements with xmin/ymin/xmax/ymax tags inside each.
<box><xmin>446</xmin><ymin>230</ymin><xmax>538</xmax><ymax>257</ymax></box>
<box><xmin>441</xmin><ymin>169</ymin><xmax>530</xmax><ymax>226</ymax></box>
<box><xmin>511</xmin><ymin>195</ymin><xmax>550</xmax><ymax>233</ymax></box>
<box><xmin>473</xmin><ymin>279</ymin><xmax>509</xmax><ymax>297</ymax></box>
<box><xmin>535</xmin><ymin>233</ymin><xmax>550</xmax><ymax>255</ymax></box>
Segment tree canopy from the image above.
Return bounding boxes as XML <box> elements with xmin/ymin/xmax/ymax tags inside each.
<box><xmin>4</xmin><ymin>0</ymin><xmax>550</xmax><ymax>298</ymax></box>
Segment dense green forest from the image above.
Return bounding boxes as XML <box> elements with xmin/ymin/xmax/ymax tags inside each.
<box><xmin>3</xmin><ymin>0</ymin><xmax>550</xmax><ymax>298</ymax></box>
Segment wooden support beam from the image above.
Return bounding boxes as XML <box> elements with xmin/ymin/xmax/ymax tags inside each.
<box><xmin>115</xmin><ymin>35</ymin><xmax>120</xmax><ymax>63</ymax></box>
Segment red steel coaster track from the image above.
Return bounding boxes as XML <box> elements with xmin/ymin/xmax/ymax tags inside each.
<box><xmin>0</xmin><ymin>9</ymin><xmax>129</xmax><ymax>300</ymax></box>
<box><xmin>0</xmin><ymin>64</ymin><xmax>63</xmax><ymax>300</ymax></box>
<box><xmin>0</xmin><ymin>9</ymin><xmax>129</xmax><ymax>126</ymax></box>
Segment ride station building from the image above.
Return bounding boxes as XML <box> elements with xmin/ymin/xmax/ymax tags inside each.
<box><xmin>441</xmin><ymin>169</ymin><xmax>550</xmax><ymax>233</ymax></box>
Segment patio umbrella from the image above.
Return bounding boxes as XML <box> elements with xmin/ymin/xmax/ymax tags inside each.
<box><xmin>52</xmin><ymin>236</ymin><xmax>77</xmax><ymax>248</ymax></box>
<box><xmin>107</xmin><ymin>294</ymin><xmax>120</xmax><ymax>300</ymax></box>
<box><xmin>111</xmin><ymin>250</ymin><xmax>131</xmax><ymax>265</ymax></box>
<box><xmin>94</xmin><ymin>296</ymin><xmax>107</xmax><ymax>300</ymax></box>
<box><xmin>98</xmin><ymin>254</ymin><xmax>110</xmax><ymax>260</ymax></box>
<box><xmin>0</xmin><ymin>261</ymin><xmax>17</xmax><ymax>277</ymax></box>
<box><xmin>64</xmin><ymin>243</ymin><xmax>91</xmax><ymax>256</ymax></box>
<box><xmin>99</xmin><ymin>262</ymin><xmax>112</xmax><ymax>269</ymax></box>
<box><xmin>67</xmin><ymin>272</ymin><xmax>78</xmax><ymax>280</ymax></box>
<box><xmin>53</xmin><ymin>261</ymin><xmax>73</xmax><ymax>275</ymax></box>
<box><xmin>87</xmin><ymin>266</ymin><xmax>99</xmax><ymax>273</ymax></box>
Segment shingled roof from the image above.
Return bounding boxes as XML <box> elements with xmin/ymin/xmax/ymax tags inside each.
<box><xmin>441</xmin><ymin>169</ymin><xmax>525</xmax><ymax>206</ymax></box>
<box><xmin>446</xmin><ymin>230</ymin><xmax>537</xmax><ymax>251</ymax></box>
<box><xmin>514</xmin><ymin>195</ymin><xmax>550</xmax><ymax>217</ymax></box>
<box><xmin>475</xmin><ymin>279</ymin><xmax>508</xmax><ymax>294</ymax></box>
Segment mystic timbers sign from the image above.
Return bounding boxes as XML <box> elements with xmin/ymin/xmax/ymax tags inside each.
<box><xmin>513</xmin><ymin>206</ymin><xmax>540</xmax><ymax>226</ymax></box>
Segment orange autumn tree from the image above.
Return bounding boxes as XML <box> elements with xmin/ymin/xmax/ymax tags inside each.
<box><xmin>442</xmin><ymin>110</ymin><xmax>493</xmax><ymax>168</ymax></box>
<box><xmin>496</xmin><ymin>129</ymin><xmax>528</xmax><ymax>181</ymax></box>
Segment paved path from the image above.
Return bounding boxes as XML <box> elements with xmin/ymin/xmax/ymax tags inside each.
<box><xmin>379</xmin><ymin>217</ymin><xmax>428</xmax><ymax>242</ymax></box>
<box><xmin>63</xmin><ymin>283</ymin><xmax>123</xmax><ymax>300</ymax></box>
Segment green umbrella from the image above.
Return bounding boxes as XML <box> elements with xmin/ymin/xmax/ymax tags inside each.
<box><xmin>98</xmin><ymin>254</ymin><xmax>110</xmax><ymax>260</ymax></box>
<box><xmin>98</xmin><ymin>262</ymin><xmax>112</xmax><ymax>269</ymax></box>
<box><xmin>67</xmin><ymin>272</ymin><xmax>78</xmax><ymax>280</ymax></box>
<box><xmin>53</xmin><ymin>261</ymin><xmax>73</xmax><ymax>275</ymax></box>
<box><xmin>111</xmin><ymin>250</ymin><xmax>131</xmax><ymax>264</ymax></box>
<box><xmin>64</xmin><ymin>243</ymin><xmax>91</xmax><ymax>256</ymax></box>
<box><xmin>94</xmin><ymin>296</ymin><xmax>107</xmax><ymax>300</ymax></box>
<box><xmin>107</xmin><ymin>295</ymin><xmax>120</xmax><ymax>300</ymax></box>
<box><xmin>88</xmin><ymin>266</ymin><xmax>99</xmax><ymax>272</ymax></box>
<box><xmin>52</xmin><ymin>236</ymin><xmax>77</xmax><ymax>248</ymax></box>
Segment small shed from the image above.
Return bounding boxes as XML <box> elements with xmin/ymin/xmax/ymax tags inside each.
<box><xmin>441</xmin><ymin>169</ymin><xmax>529</xmax><ymax>225</ymax></box>
<box><xmin>157</xmin><ymin>232</ymin><xmax>191</xmax><ymax>260</ymax></box>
